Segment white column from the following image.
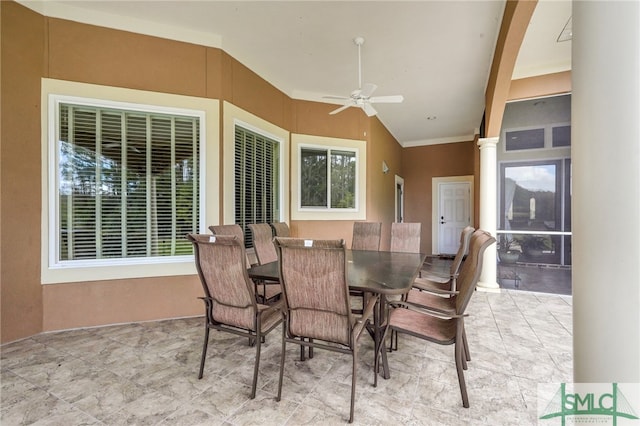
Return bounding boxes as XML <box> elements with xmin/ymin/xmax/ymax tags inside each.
<box><xmin>572</xmin><ymin>1</ymin><xmax>640</xmax><ymax>383</ymax></box>
<box><xmin>477</xmin><ymin>137</ymin><xmax>499</xmax><ymax>291</ymax></box>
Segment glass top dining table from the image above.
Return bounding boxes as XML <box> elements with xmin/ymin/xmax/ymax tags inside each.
<box><xmin>248</xmin><ymin>249</ymin><xmax>425</xmax><ymax>294</ymax></box>
<box><xmin>247</xmin><ymin>249</ymin><xmax>426</xmax><ymax>380</ymax></box>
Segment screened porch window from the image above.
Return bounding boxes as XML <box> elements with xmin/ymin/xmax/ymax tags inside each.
<box><xmin>56</xmin><ymin>102</ymin><xmax>201</xmax><ymax>264</ymax></box>
<box><xmin>500</xmin><ymin>160</ymin><xmax>571</xmax><ymax>265</ymax></box>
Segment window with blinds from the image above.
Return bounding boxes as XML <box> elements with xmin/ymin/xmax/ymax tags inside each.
<box><xmin>300</xmin><ymin>146</ymin><xmax>357</xmax><ymax>209</ymax></box>
<box><xmin>57</xmin><ymin>102</ymin><xmax>200</xmax><ymax>263</ymax></box>
<box><xmin>234</xmin><ymin>126</ymin><xmax>280</xmax><ymax>247</ymax></box>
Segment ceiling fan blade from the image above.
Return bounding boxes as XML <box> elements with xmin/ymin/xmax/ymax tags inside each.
<box><xmin>329</xmin><ymin>104</ymin><xmax>353</xmax><ymax>115</ymax></box>
<box><xmin>359</xmin><ymin>83</ymin><xmax>378</xmax><ymax>98</ymax></box>
<box><xmin>369</xmin><ymin>95</ymin><xmax>404</xmax><ymax>104</ymax></box>
<box><xmin>323</xmin><ymin>95</ymin><xmax>351</xmax><ymax>101</ymax></box>
<box><xmin>362</xmin><ymin>103</ymin><xmax>378</xmax><ymax>117</ymax></box>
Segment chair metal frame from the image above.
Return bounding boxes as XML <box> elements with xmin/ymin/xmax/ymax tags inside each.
<box><xmin>380</xmin><ymin>230</ymin><xmax>496</xmax><ymax>408</ymax></box>
<box><xmin>274</xmin><ymin>237</ymin><xmax>378</xmax><ymax>423</ymax></box>
<box><xmin>188</xmin><ymin>233</ymin><xmax>283</xmax><ymax>399</ymax></box>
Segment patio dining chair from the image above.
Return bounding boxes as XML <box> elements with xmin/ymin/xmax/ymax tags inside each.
<box><xmin>248</xmin><ymin>223</ymin><xmax>278</xmax><ymax>264</ymax></box>
<box><xmin>400</xmin><ymin>229</ymin><xmax>484</xmax><ymax>356</ymax></box>
<box><xmin>274</xmin><ymin>237</ymin><xmax>378</xmax><ymax>423</ymax></box>
<box><xmin>209</xmin><ymin>224</ymin><xmax>250</xmax><ymax>264</ymax></box>
<box><xmin>248</xmin><ymin>223</ymin><xmax>282</xmax><ymax>303</ymax></box>
<box><xmin>414</xmin><ymin>225</ymin><xmax>475</xmax><ymax>293</ymax></box>
<box><xmin>380</xmin><ymin>230</ymin><xmax>496</xmax><ymax>408</ymax></box>
<box><xmin>390</xmin><ymin>222</ymin><xmax>421</xmax><ymax>253</ymax></box>
<box><xmin>351</xmin><ymin>221</ymin><xmax>382</xmax><ymax>251</ymax></box>
<box><xmin>350</xmin><ymin>222</ymin><xmax>381</xmax><ymax>314</ymax></box>
<box><xmin>270</xmin><ymin>221</ymin><xmax>291</xmax><ymax>237</ymax></box>
<box><xmin>210</xmin><ymin>224</ymin><xmax>280</xmax><ymax>303</ymax></box>
<box><xmin>187</xmin><ymin>234</ymin><xmax>283</xmax><ymax>399</ymax></box>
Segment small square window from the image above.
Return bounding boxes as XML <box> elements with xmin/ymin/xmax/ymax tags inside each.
<box><xmin>552</xmin><ymin>125</ymin><xmax>571</xmax><ymax>147</ymax></box>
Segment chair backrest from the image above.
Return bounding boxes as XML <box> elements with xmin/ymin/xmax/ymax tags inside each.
<box><xmin>271</xmin><ymin>222</ymin><xmax>290</xmax><ymax>237</ymax></box>
<box><xmin>454</xmin><ymin>230</ymin><xmax>496</xmax><ymax>315</ymax></box>
<box><xmin>187</xmin><ymin>234</ymin><xmax>258</xmax><ymax>330</ymax></box>
<box><xmin>351</xmin><ymin>222</ymin><xmax>382</xmax><ymax>251</ymax></box>
<box><xmin>209</xmin><ymin>224</ymin><xmax>252</xmax><ymax>266</ymax></box>
<box><xmin>390</xmin><ymin>222</ymin><xmax>421</xmax><ymax>253</ymax></box>
<box><xmin>248</xmin><ymin>223</ymin><xmax>277</xmax><ymax>265</ymax></box>
<box><xmin>449</xmin><ymin>226</ymin><xmax>475</xmax><ymax>276</ymax></box>
<box><xmin>274</xmin><ymin>237</ymin><xmax>352</xmax><ymax>346</ymax></box>
<box><xmin>209</xmin><ymin>224</ymin><xmax>244</xmax><ymax>242</ymax></box>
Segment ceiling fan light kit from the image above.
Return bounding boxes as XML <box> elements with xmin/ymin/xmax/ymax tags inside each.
<box><xmin>324</xmin><ymin>36</ymin><xmax>404</xmax><ymax>117</ymax></box>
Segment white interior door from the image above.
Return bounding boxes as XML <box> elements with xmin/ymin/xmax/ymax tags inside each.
<box><xmin>437</xmin><ymin>181</ymin><xmax>471</xmax><ymax>254</ymax></box>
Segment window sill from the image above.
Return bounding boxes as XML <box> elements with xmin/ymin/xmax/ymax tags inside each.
<box><xmin>42</xmin><ymin>257</ymin><xmax>196</xmax><ymax>284</ymax></box>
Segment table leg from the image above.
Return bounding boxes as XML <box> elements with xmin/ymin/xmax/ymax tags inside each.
<box><xmin>375</xmin><ymin>294</ymin><xmax>390</xmax><ymax>380</ymax></box>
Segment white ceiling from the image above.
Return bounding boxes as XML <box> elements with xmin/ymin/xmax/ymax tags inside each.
<box><xmin>20</xmin><ymin>0</ymin><xmax>571</xmax><ymax>147</ymax></box>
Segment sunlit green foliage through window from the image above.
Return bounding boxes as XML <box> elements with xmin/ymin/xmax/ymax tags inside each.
<box><xmin>300</xmin><ymin>147</ymin><xmax>356</xmax><ymax>209</ymax></box>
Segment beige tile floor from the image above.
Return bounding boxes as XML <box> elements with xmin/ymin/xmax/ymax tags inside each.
<box><xmin>1</xmin><ymin>290</ymin><xmax>573</xmax><ymax>425</ymax></box>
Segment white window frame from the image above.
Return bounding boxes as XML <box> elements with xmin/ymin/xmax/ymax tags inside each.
<box><xmin>41</xmin><ymin>79</ymin><xmax>220</xmax><ymax>284</ymax></box>
<box><xmin>222</xmin><ymin>102</ymin><xmax>289</xmax><ymax>225</ymax></box>
<box><xmin>297</xmin><ymin>143</ymin><xmax>359</xmax><ymax>212</ymax></box>
<box><xmin>291</xmin><ymin>134</ymin><xmax>366</xmax><ymax>221</ymax></box>
<box><xmin>233</xmin><ymin>122</ymin><xmax>283</xmax><ymax>246</ymax></box>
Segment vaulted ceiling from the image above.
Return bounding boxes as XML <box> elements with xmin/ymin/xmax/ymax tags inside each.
<box><xmin>20</xmin><ymin>0</ymin><xmax>571</xmax><ymax>146</ymax></box>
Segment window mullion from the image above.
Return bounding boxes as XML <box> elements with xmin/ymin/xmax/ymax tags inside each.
<box><xmin>326</xmin><ymin>148</ymin><xmax>332</xmax><ymax>209</ymax></box>
<box><xmin>66</xmin><ymin>108</ymin><xmax>75</xmax><ymax>260</ymax></box>
<box><xmin>261</xmin><ymin>141</ymin><xmax>267</xmax><ymax>221</ymax></box>
<box><xmin>252</xmin><ymin>139</ymin><xmax>258</xmax><ymax>223</ymax></box>
<box><xmin>146</xmin><ymin>114</ymin><xmax>153</xmax><ymax>257</ymax></box>
<box><xmin>121</xmin><ymin>112</ymin><xmax>127</xmax><ymax>258</ymax></box>
<box><xmin>192</xmin><ymin>119</ymin><xmax>198</xmax><ymax>233</ymax></box>
<box><xmin>170</xmin><ymin>118</ymin><xmax>177</xmax><ymax>256</ymax></box>
<box><xmin>95</xmin><ymin>112</ymin><xmax>103</xmax><ymax>258</ymax></box>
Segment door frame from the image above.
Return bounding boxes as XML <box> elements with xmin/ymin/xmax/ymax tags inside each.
<box><xmin>394</xmin><ymin>175</ymin><xmax>404</xmax><ymax>223</ymax></box>
<box><xmin>431</xmin><ymin>175</ymin><xmax>474</xmax><ymax>254</ymax></box>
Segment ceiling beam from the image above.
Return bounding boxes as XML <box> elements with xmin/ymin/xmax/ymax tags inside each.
<box><xmin>484</xmin><ymin>0</ymin><xmax>538</xmax><ymax>137</ymax></box>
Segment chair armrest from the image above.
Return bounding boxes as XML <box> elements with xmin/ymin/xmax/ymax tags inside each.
<box><xmin>257</xmin><ymin>298</ymin><xmax>285</xmax><ymax>314</ymax></box>
<box><xmin>412</xmin><ymin>279</ymin><xmax>459</xmax><ymax>295</ymax></box>
<box><xmin>388</xmin><ymin>300</ymin><xmax>468</xmax><ymax>319</ymax></box>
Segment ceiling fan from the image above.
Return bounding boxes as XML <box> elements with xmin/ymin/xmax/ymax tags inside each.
<box><xmin>324</xmin><ymin>36</ymin><xmax>404</xmax><ymax>117</ymax></box>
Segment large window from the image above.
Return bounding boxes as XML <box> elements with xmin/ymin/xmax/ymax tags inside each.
<box><xmin>500</xmin><ymin>160</ymin><xmax>571</xmax><ymax>265</ymax></box>
<box><xmin>234</xmin><ymin>125</ymin><xmax>280</xmax><ymax>246</ymax></box>
<box><xmin>54</xmin><ymin>99</ymin><xmax>201</xmax><ymax>265</ymax></box>
<box><xmin>299</xmin><ymin>146</ymin><xmax>357</xmax><ymax>210</ymax></box>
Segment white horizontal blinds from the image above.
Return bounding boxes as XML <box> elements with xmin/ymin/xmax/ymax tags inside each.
<box><xmin>330</xmin><ymin>150</ymin><xmax>356</xmax><ymax>208</ymax></box>
<box><xmin>124</xmin><ymin>113</ymin><xmax>149</xmax><ymax>257</ymax></box>
<box><xmin>175</xmin><ymin>118</ymin><xmax>200</xmax><ymax>254</ymax></box>
<box><xmin>59</xmin><ymin>106</ymin><xmax>99</xmax><ymax>260</ymax></box>
<box><xmin>58</xmin><ymin>102</ymin><xmax>199</xmax><ymax>262</ymax></box>
<box><xmin>234</xmin><ymin>126</ymin><xmax>278</xmax><ymax>247</ymax></box>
